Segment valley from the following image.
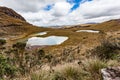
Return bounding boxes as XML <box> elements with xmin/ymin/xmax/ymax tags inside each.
<box><xmin>0</xmin><ymin>6</ymin><xmax>120</xmax><ymax>80</ymax></box>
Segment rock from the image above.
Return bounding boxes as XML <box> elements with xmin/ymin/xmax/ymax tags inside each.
<box><xmin>101</xmin><ymin>67</ymin><xmax>120</xmax><ymax>80</ymax></box>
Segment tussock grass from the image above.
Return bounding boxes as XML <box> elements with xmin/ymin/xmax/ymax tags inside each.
<box><xmin>30</xmin><ymin>50</ymin><xmax>120</xmax><ymax>80</ymax></box>
<box><xmin>31</xmin><ymin>65</ymin><xmax>85</xmax><ymax>80</ymax></box>
<box><xmin>31</xmin><ymin>58</ymin><xmax>107</xmax><ymax>80</ymax></box>
<box><xmin>31</xmin><ymin>70</ymin><xmax>50</xmax><ymax>80</ymax></box>
<box><xmin>82</xmin><ymin>58</ymin><xmax>107</xmax><ymax>80</ymax></box>
<box><xmin>59</xmin><ymin>66</ymin><xmax>83</xmax><ymax>80</ymax></box>
<box><xmin>51</xmin><ymin>72</ymin><xmax>66</xmax><ymax>80</ymax></box>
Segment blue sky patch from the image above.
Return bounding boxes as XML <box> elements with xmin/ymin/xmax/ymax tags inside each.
<box><xmin>44</xmin><ymin>0</ymin><xmax>92</xmax><ymax>12</ymax></box>
<box><xmin>67</xmin><ymin>0</ymin><xmax>82</xmax><ymax>11</ymax></box>
<box><xmin>67</xmin><ymin>0</ymin><xmax>92</xmax><ymax>11</ymax></box>
<box><xmin>44</xmin><ymin>4</ymin><xmax>54</xmax><ymax>11</ymax></box>
<box><xmin>67</xmin><ymin>0</ymin><xmax>82</xmax><ymax>4</ymax></box>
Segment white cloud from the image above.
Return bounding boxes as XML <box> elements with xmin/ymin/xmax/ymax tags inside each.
<box><xmin>52</xmin><ymin>1</ymin><xmax>71</xmax><ymax>16</ymax></box>
<box><xmin>78</xmin><ymin>0</ymin><xmax>120</xmax><ymax>19</ymax></box>
<box><xmin>0</xmin><ymin>0</ymin><xmax>120</xmax><ymax>26</ymax></box>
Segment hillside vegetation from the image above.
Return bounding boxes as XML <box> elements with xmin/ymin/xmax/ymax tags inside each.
<box><xmin>0</xmin><ymin>33</ymin><xmax>120</xmax><ymax>80</ymax></box>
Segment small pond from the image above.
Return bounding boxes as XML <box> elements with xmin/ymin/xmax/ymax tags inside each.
<box><xmin>36</xmin><ymin>32</ymin><xmax>47</xmax><ymax>36</ymax></box>
<box><xmin>26</xmin><ymin>36</ymin><xmax>68</xmax><ymax>46</ymax></box>
<box><xmin>76</xmin><ymin>30</ymin><xmax>100</xmax><ymax>33</ymax></box>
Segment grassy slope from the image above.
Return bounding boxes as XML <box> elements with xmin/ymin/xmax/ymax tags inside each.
<box><xmin>90</xmin><ymin>20</ymin><xmax>120</xmax><ymax>31</ymax></box>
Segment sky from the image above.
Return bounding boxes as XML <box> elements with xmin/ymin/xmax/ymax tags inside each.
<box><xmin>0</xmin><ymin>0</ymin><xmax>120</xmax><ymax>27</ymax></box>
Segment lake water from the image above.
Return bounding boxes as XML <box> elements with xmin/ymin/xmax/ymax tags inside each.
<box><xmin>36</xmin><ymin>32</ymin><xmax>47</xmax><ymax>35</ymax></box>
<box><xmin>26</xmin><ymin>36</ymin><xmax>68</xmax><ymax>46</ymax></box>
<box><xmin>76</xmin><ymin>30</ymin><xmax>100</xmax><ymax>33</ymax></box>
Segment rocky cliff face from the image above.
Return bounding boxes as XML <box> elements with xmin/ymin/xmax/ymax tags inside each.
<box><xmin>0</xmin><ymin>6</ymin><xmax>26</xmax><ymax>21</ymax></box>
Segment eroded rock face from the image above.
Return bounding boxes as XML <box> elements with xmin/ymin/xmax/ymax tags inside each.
<box><xmin>0</xmin><ymin>6</ymin><xmax>26</xmax><ymax>21</ymax></box>
<box><xmin>101</xmin><ymin>67</ymin><xmax>120</xmax><ymax>80</ymax></box>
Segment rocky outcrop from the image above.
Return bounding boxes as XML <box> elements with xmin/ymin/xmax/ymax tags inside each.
<box><xmin>0</xmin><ymin>6</ymin><xmax>26</xmax><ymax>21</ymax></box>
<box><xmin>101</xmin><ymin>67</ymin><xmax>120</xmax><ymax>80</ymax></box>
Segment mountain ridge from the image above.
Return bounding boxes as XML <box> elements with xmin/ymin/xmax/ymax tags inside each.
<box><xmin>0</xmin><ymin>6</ymin><xmax>26</xmax><ymax>21</ymax></box>
<box><xmin>0</xmin><ymin>6</ymin><xmax>46</xmax><ymax>40</ymax></box>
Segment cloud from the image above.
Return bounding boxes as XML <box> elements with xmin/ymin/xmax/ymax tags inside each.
<box><xmin>52</xmin><ymin>1</ymin><xmax>71</xmax><ymax>16</ymax></box>
<box><xmin>0</xmin><ymin>0</ymin><xmax>64</xmax><ymax>12</ymax></box>
<box><xmin>0</xmin><ymin>0</ymin><xmax>120</xmax><ymax>26</ymax></box>
<box><xmin>78</xmin><ymin>0</ymin><xmax>120</xmax><ymax>19</ymax></box>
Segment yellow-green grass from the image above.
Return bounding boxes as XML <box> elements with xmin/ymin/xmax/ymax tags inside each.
<box><xmin>10</xmin><ymin>26</ymin><xmax>103</xmax><ymax>51</ymax></box>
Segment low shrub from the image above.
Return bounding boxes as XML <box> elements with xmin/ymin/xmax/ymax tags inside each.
<box><xmin>12</xmin><ymin>42</ymin><xmax>26</xmax><ymax>50</ymax></box>
<box><xmin>0</xmin><ymin>54</ymin><xmax>17</xmax><ymax>79</ymax></box>
<box><xmin>89</xmin><ymin>38</ymin><xmax>120</xmax><ymax>60</ymax></box>
<box><xmin>0</xmin><ymin>39</ymin><xmax>6</xmax><ymax>46</ymax></box>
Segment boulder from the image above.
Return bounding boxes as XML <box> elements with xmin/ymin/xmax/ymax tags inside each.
<box><xmin>101</xmin><ymin>67</ymin><xmax>120</xmax><ymax>80</ymax></box>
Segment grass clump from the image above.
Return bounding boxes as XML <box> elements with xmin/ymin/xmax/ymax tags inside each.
<box><xmin>51</xmin><ymin>72</ymin><xmax>66</xmax><ymax>80</ymax></box>
<box><xmin>31</xmin><ymin>70</ymin><xmax>50</xmax><ymax>80</ymax></box>
<box><xmin>82</xmin><ymin>58</ymin><xmax>107</xmax><ymax>80</ymax></box>
<box><xmin>60</xmin><ymin>66</ymin><xmax>83</xmax><ymax>80</ymax></box>
<box><xmin>31</xmin><ymin>65</ymin><xmax>85</xmax><ymax>80</ymax></box>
